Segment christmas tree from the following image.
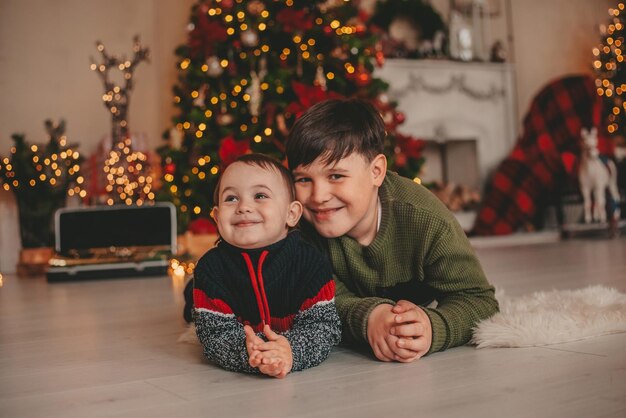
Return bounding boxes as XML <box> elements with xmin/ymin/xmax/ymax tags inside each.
<box><xmin>158</xmin><ymin>0</ymin><xmax>424</xmax><ymax>232</ymax></box>
<box><xmin>594</xmin><ymin>2</ymin><xmax>625</xmax><ymax>136</ymax></box>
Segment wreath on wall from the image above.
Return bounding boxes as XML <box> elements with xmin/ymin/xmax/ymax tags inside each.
<box><xmin>370</xmin><ymin>0</ymin><xmax>447</xmax><ymax>58</ymax></box>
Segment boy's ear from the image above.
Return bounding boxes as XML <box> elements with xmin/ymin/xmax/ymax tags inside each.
<box><xmin>286</xmin><ymin>200</ymin><xmax>303</xmax><ymax>228</ymax></box>
<box><xmin>370</xmin><ymin>153</ymin><xmax>387</xmax><ymax>187</ymax></box>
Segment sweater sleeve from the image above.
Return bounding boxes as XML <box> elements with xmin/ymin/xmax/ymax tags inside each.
<box><xmin>281</xmin><ymin>249</ymin><xmax>342</xmax><ymax>372</ymax></box>
<box><xmin>194</xmin><ymin>308</ymin><xmax>259</xmax><ymax>374</ymax></box>
<box><xmin>283</xmin><ymin>295</ymin><xmax>341</xmax><ymax>372</ymax></box>
<box><xmin>193</xmin><ymin>257</ymin><xmax>259</xmax><ymax>374</ymax></box>
<box><xmin>421</xmin><ymin>222</ymin><xmax>499</xmax><ymax>354</ymax></box>
<box><xmin>334</xmin><ymin>278</ymin><xmax>395</xmax><ymax>344</ymax></box>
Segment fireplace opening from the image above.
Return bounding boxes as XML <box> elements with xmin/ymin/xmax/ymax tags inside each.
<box><xmin>420</xmin><ymin>138</ymin><xmax>479</xmax><ymax>190</ymax></box>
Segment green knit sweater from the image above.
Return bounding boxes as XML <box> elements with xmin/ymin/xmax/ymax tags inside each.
<box><xmin>303</xmin><ymin>171</ymin><xmax>499</xmax><ymax>354</ymax></box>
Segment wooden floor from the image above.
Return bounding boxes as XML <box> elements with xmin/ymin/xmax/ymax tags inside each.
<box><xmin>1</xmin><ymin>237</ymin><xmax>625</xmax><ymax>418</ymax></box>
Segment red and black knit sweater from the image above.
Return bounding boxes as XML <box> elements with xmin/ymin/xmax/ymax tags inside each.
<box><xmin>193</xmin><ymin>230</ymin><xmax>341</xmax><ymax>374</ymax></box>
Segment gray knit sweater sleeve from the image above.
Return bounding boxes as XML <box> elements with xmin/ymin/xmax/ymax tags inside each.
<box><xmin>195</xmin><ymin>311</ymin><xmax>259</xmax><ymax>374</ymax></box>
<box><xmin>283</xmin><ymin>300</ymin><xmax>342</xmax><ymax>371</ymax></box>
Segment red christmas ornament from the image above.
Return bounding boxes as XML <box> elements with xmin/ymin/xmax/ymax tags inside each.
<box><xmin>375</xmin><ymin>50</ymin><xmax>385</xmax><ymax>66</ymax></box>
<box><xmin>394</xmin><ymin>111</ymin><xmax>406</xmax><ymax>124</ymax></box>
<box><xmin>220</xmin><ymin>0</ymin><xmax>234</xmax><ymax>9</ymax></box>
<box><xmin>188</xmin><ymin>217</ymin><xmax>217</xmax><ymax>234</ymax></box>
<box><xmin>348</xmin><ymin>16</ymin><xmax>367</xmax><ymax>35</ymax></box>
<box><xmin>395</xmin><ymin>152</ymin><xmax>407</xmax><ymax>168</ymax></box>
<box><xmin>354</xmin><ymin>65</ymin><xmax>372</xmax><ymax>87</ymax></box>
<box><xmin>165</xmin><ymin>163</ymin><xmax>176</xmax><ymax>174</ymax></box>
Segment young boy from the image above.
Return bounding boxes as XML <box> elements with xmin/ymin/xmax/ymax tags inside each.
<box><xmin>286</xmin><ymin>99</ymin><xmax>498</xmax><ymax>363</ymax></box>
<box><xmin>190</xmin><ymin>154</ymin><xmax>341</xmax><ymax>378</ymax></box>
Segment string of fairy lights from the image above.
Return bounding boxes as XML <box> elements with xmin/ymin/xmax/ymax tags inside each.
<box><xmin>102</xmin><ymin>137</ymin><xmax>154</xmax><ymax>206</ymax></box>
<box><xmin>593</xmin><ymin>2</ymin><xmax>625</xmax><ymax>135</ymax></box>
<box><xmin>0</xmin><ymin>133</ymin><xmax>85</xmax><ymax>198</ymax></box>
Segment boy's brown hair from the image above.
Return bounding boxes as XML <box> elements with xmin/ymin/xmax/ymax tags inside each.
<box><xmin>213</xmin><ymin>153</ymin><xmax>296</xmax><ymax>205</ymax></box>
<box><xmin>286</xmin><ymin>98</ymin><xmax>386</xmax><ymax>170</ymax></box>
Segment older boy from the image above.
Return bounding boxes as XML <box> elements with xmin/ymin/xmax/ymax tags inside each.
<box><xmin>286</xmin><ymin>99</ymin><xmax>498</xmax><ymax>362</ymax></box>
<box><xmin>191</xmin><ymin>154</ymin><xmax>341</xmax><ymax>377</ymax></box>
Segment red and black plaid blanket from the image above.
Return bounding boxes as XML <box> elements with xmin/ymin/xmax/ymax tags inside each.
<box><xmin>472</xmin><ymin>75</ymin><xmax>611</xmax><ymax>236</ymax></box>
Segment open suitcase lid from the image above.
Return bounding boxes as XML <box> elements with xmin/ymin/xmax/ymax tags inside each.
<box><xmin>54</xmin><ymin>202</ymin><xmax>177</xmax><ymax>255</ymax></box>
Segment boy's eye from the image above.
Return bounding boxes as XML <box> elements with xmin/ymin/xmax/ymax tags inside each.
<box><xmin>329</xmin><ymin>174</ymin><xmax>344</xmax><ymax>180</ymax></box>
<box><xmin>223</xmin><ymin>195</ymin><xmax>238</xmax><ymax>202</ymax></box>
<box><xmin>294</xmin><ymin>177</ymin><xmax>311</xmax><ymax>183</ymax></box>
<box><xmin>255</xmin><ymin>193</ymin><xmax>268</xmax><ymax>199</ymax></box>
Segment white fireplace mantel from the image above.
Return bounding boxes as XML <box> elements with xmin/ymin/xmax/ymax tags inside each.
<box><xmin>375</xmin><ymin>59</ymin><xmax>517</xmax><ymax>188</ymax></box>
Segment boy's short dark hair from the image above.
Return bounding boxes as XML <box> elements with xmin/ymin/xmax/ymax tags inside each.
<box><xmin>286</xmin><ymin>98</ymin><xmax>386</xmax><ymax>170</ymax></box>
<box><xmin>213</xmin><ymin>153</ymin><xmax>295</xmax><ymax>205</ymax></box>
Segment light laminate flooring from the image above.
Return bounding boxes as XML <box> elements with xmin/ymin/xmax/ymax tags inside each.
<box><xmin>1</xmin><ymin>237</ymin><xmax>625</xmax><ymax>418</ymax></box>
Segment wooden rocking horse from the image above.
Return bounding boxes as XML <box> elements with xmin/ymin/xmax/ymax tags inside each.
<box><xmin>578</xmin><ymin>127</ymin><xmax>620</xmax><ymax>224</ymax></box>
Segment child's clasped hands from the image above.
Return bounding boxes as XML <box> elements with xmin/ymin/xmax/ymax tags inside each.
<box><xmin>367</xmin><ymin>300</ymin><xmax>433</xmax><ymax>363</ymax></box>
<box><xmin>244</xmin><ymin>324</ymin><xmax>293</xmax><ymax>378</ymax></box>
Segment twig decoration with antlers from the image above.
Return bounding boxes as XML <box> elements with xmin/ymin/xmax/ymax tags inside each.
<box><xmin>90</xmin><ymin>35</ymin><xmax>150</xmax><ymax>144</ymax></box>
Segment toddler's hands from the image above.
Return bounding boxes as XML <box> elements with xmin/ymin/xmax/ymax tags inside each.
<box><xmin>366</xmin><ymin>303</ymin><xmax>397</xmax><ymax>362</ymax></box>
<box><xmin>258</xmin><ymin>358</ymin><xmax>287</xmax><ymax>378</ymax></box>
<box><xmin>254</xmin><ymin>324</ymin><xmax>293</xmax><ymax>378</ymax></box>
<box><xmin>389</xmin><ymin>300</ymin><xmax>433</xmax><ymax>362</ymax></box>
<box><xmin>244</xmin><ymin>325</ymin><xmax>264</xmax><ymax>368</ymax></box>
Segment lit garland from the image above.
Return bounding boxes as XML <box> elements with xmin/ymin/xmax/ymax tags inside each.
<box><xmin>594</xmin><ymin>2</ymin><xmax>625</xmax><ymax>135</ymax></box>
<box><xmin>90</xmin><ymin>36</ymin><xmax>154</xmax><ymax>206</ymax></box>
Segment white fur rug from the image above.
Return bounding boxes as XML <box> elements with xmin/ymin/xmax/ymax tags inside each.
<box><xmin>472</xmin><ymin>285</ymin><xmax>626</xmax><ymax>348</ymax></box>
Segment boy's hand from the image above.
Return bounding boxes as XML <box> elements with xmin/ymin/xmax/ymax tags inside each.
<box><xmin>244</xmin><ymin>325</ymin><xmax>265</xmax><ymax>368</ymax></box>
<box><xmin>366</xmin><ymin>303</ymin><xmax>397</xmax><ymax>362</ymax></box>
<box><xmin>389</xmin><ymin>300</ymin><xmax>433</xmax><ymax>362</ymax></box>
<box><xmin>253</xmin><ymin>324</ymin><xmax>293</xmax><ymax>378</ymax></box>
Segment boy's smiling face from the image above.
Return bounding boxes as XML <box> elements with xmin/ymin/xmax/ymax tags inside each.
<box><xmin>293</xmin><ymin>152</ymin><xmax>386</xmax><ymax>246</ymax></box>
<box><xmin>213</xmin><ymin>162</ymin><xmax>302</xmax><ymax>249</ymax></box>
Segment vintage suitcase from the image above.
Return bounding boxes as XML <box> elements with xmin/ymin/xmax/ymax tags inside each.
<box><xmin>46</xmin><ymin>203</ymin><xmax>177</xmax><ymax>281</ymax></box>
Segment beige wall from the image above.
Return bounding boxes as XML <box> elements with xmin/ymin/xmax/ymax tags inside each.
<box><xmin>0</xmin><ymin>0</ymin><xmax>193</xmax><ymax>152</ymax></box>
<box><xmin>511</xmin><ymin>0</ymin><xmax>613</xmax><ymax>125</ymax></box>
